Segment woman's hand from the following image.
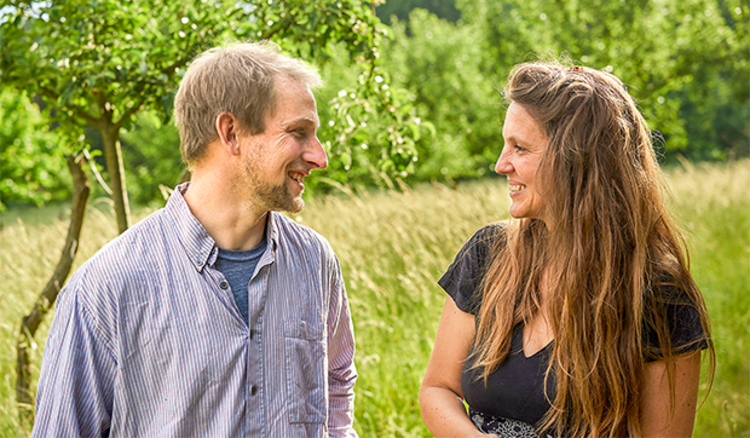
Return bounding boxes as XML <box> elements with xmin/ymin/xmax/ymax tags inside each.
<box><xmin>640</xmin><ymin>351</ymin><xmax>703</xmax><ymax>437</ymax></box>
<box><xmin>420</xmin><ymin>297</ymin><xmax>489</xmax><ymax>437</ymax></box>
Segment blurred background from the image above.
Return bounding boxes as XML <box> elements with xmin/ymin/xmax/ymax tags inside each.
<box><xmin>1</xmin><ymin>0</ymin><xmax>748</xmax><ymax>437</ymax></box>
<box><xmin>2</xmin><ymin>0</ymin><xmax>747</xmax><ymax>210</ymax></box>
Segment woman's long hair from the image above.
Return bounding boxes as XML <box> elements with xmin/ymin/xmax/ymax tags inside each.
<box><xmin>471</xmin><ymin>61</ymin><xmax>715</xmax><ymax>437</ymax></box>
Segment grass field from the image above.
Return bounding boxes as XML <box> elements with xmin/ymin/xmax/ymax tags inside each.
<box><xmin>1</xmin><ymin>160</ymin><xmax>748</xmax><ymax>437</ymax></box>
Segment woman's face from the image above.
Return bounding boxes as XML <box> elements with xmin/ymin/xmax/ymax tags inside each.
<box><xmin>495</xmin><ymin>102</ymin><xmax>550</xmax><ymax>224</ymax></box>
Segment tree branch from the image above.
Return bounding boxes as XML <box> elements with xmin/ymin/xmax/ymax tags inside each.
<box><xmin>40</xmin><ymin>86</ymin><xmax>102</xmax><ymax>127</ymax></box>
<box><xmin>16</xmin><ymin>154</ymin><xmax>90</xmax><ymax>430</ymax></box>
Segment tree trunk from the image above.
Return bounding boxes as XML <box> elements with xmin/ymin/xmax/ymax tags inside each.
<box><xmin>101</xmin><ymin>123</ymin><xmax>130</xmax><ymax>234</ymax></box>
<box><xmin>16</xmin><ymin>154</ymin><xmax>90</xmax><ymax>430</ymax></box>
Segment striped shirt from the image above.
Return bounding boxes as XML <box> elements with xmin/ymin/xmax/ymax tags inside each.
<box><xmin>32</xmin><ymin>183</ymin><xmax>358</xmax><ymax>438</ymax></box>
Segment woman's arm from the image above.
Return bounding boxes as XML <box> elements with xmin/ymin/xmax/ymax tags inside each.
<box><xmin>420</xmin><ymin>297</ymin><xmax>493</xmax><ymax>437</ymax></box>
<box><xmin>640</xmin><ymin>351</ymin><xmax>703</xmax><ymax>437</ymax></box>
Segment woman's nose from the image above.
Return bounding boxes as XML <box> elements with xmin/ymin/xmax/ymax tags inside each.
<box><xmin>495</xmin><ymin>147</ymin><xmax>512</xmax><ymax>175</ymax></box>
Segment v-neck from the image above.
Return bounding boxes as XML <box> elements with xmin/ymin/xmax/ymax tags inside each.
<box><xmin>517</xmin><ymin>324</ymin><xmax>554</xmax><ymax>359</ymax></box>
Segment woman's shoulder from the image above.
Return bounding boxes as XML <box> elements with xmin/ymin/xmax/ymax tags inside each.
<box><xmin>643</xmin><ymin>261</ymin><xmax>710</xmax><ymax>360</ymax></box>
<box><xmin>438</xmin><ymin>221</ymin><xmax>509</xmax><ymax>315</ymax></box>
<box><xmin>465</xmin><ymin>220</ymin><xmax>509</xmax><ymax>252</ymax></box>
<box><xmin>453</xmin><ymin>221</ymin><xmax>509</xmax><ymax>272</ymax></box>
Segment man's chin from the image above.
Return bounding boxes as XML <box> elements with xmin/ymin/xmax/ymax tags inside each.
<box><xmin>268</xmin><ymin>196</ymin><xmax>304</xmax><ymax>214</ymax></box>
<box><xmin>286</xmin><ymin>198</ymin><xmax>304</xmax><ymax>214</ymax></box>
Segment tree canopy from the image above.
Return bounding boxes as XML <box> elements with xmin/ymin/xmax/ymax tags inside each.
<box><xmin>1</xmin><ymin>0</ymin><xmax>424</xmax><ymax>219</ymax></box>
<box><xmin>1</xmin><ymin>0</ymin><xmax>747</xmax><ymax>210</ymax></box>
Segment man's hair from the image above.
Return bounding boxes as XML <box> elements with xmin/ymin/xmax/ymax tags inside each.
<box><xmin>471</xmin><ymin>61</ymin><xmax>714</xmax><ymax>437</ymax></box>
<box><xmin>174</xmin><ymin>41</ymin><xmax>322</xmax><ymax>165</ymax></box>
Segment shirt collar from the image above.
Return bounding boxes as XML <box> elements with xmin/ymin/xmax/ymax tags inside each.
<box><xmin>166</xmin><ymin>183</ymin><xmax>281</xmax><ymax>272</ymax></box>
<box><xmin>165</xmin><ymin>182</ymin><xmax>216</xmax><ymax>273</ymax></box>
<box><xmin>265</xmin><ymin>211</ymin><xmax>280</xmax><ymax>253</ymax></box>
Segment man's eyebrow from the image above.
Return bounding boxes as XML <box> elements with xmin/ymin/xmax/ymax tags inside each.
<box><xmin>282</xmin><ymin>116</ymin><xmax>318</xmax><ymax>127</ymax></box>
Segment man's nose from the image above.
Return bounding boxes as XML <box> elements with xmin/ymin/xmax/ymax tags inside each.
<box><xmin>305</xmin><ymin>136</ymin><xmax>328</xmax><ymax>170</ymax></box>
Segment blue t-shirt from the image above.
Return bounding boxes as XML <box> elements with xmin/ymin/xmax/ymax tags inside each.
<box><xmin>214</xmin><ymin>239</ymin><xmax>267</xmax><ymax>324</ymax></box>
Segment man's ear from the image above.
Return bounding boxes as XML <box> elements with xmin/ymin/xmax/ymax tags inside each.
<box><xmin>215</xmin><ymin>112</ymin><xmax>241</xmax><ymax>156</ymax></box>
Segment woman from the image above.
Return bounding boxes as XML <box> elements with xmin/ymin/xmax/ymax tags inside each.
<box><xmin>420</xmin><ymin>61</ymin><xmax>715</xmax><ymax>437</ymax></box>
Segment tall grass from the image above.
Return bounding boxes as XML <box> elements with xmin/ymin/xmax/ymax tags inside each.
<box><xmin>0</xmin><ymin>161</ymin><xmax>748</xmax><ymax>437</ymax></box>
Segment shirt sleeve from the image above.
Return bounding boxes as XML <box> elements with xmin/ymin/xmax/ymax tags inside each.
<box><xmin>438</xmin><ymin>224</ymin><xmax>502</xmax><ymax>315</ymax></box>
<box><xmin>643</xmin><ymin>289</ymin><xmax>709</xmax><ymax>362</ymax></box>
<box><xmin>326</xmin><ymin>256</ymin><xmax>359</xmax><ymax>438</ymax></box>
<box><xmin>31</xmin><ymin>272</ymin><xmax>117</xmax><ymax>437</ymax></box>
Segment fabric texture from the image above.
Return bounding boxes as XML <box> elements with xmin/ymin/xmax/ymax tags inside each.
<box><xmin>439</xmin><ymin>222</ymin><xmax>709</xmax><ymax>430</ymax></box>
<box><xmin>32</xmin><ymin>183</ymin><xmax>358</xmax><ymax>438</ymax></box>
<box><xmin>470</xmin><ymin>407</ymin><xmax>553</xmax><ymax>438</ymax></box>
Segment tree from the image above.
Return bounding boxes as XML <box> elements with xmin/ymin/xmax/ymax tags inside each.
<box><xmin>381</xmin><ymin>10</ymin><xmax>497</xmax><ymax>181</ymax></box>
<box><xmin>376</xmin><ymin>0</ymin><xmax>461</xmax><ymax>26</ymax></box>
<box><xmin>455</xmin><ymin>0</ymin><xmax>749</xmax><ymax>159</ymax></box>
<box><xmin>0</xmin><ymin>89</ymin><xmax>71</xmax><ymax>210</ymax></box>
<box><xmin>1</xmin><ymin>0</ymin><xmax>424</xmax><ymax>230</ymax></box>
<box><xmin>15</xmin><ymin>153</ymin><xmax>90</xmax><ymax>428</ymax></box>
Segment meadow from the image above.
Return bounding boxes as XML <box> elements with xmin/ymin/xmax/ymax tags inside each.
<box><xmin>0</xmin><ymin>160</ymin><xmax>748</xmax><ymax>437</ymax></box>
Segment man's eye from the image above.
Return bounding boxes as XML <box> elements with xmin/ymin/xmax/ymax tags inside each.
<box><xmin>514</xmin><ymin>145</ymin><xmax>525</xmax><ymax>151</ymax></box>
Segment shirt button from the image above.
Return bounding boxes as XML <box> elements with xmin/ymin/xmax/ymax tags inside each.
<box><xmin>219</xmin><ymin>281</ymin><xmax>228</xmax><ymax>290</ymax></box>
<box><xmin>251</xmin><ymin>385</ymin><xmax>258</xmax><ymax>396</ymax></box>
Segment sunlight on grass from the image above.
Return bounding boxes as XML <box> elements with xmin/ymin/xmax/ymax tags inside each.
<box><xmin>1</xmin><ymin>161</ymin><xmax>747</xmax><ymax>437</ymax></box>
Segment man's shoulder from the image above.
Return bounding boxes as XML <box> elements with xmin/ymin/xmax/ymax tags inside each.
<box><xmin>71</xmin><ymin>208</ymin><xmax>172</xmax><ymax>286</ymax></box>
<box><xmin>98</xmin><ymin>208</ymin><xmax>169</xmax><ymax>255</ymax></box>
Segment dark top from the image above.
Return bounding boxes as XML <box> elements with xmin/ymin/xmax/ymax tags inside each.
<box><xmin>438</xmin><ymin>223</ymin><xmax>708</xmax><ymax>426</ymax></box>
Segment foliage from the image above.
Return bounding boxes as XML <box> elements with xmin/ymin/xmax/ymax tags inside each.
<box><xmin>118</xmin><ymin>111</ymin><xmax>183</xmax><ymax>206</ymax></box>
<box><xmin>0</xmin><ymin>0</ymin><xmax>425</xmax><ymax>212</ymax></box>
<box><xmin>375</xmin><ymin>0</ymin><xmax>748</xmax><ymax>182</ymax></box>
<box><xmin>454</xmin><ymin>0</ymin><xmax>749</xmax><ymax>158</ymax></box>
<box><xmin>1</xmin><ymin>0</ymin><xmax>252</xmax><ymax>231</ymax></box>
<box><xmin>308</xmin><ymin>45</ymin><xmax>434</xmax><ymax>190</ymax></box>
<box><xmin>382</xmin><ymin>10</ymin><xmax>499</xmax><ymax>181</ymax></box>
<box><xmin>0</xmin><ymin>89</ymin><xmax>70</xmax><ymax>211</ymax></box>
<box><xmin>376</xmin><ymin>0</ymin><xmax>461</xmax><ymax>26</ymax></box>
<box><xmin>2</xmin><ymin>0</ymin><xmax>748</xmax><ymax>208</ymax></box>
<box><xmin>2</xmin><ymin>0</ymin><xmax>235</xmax><ymax>136</ymax></box>
<box><xmin>677</xmin><ymin>63</ymin><xmax>750</xmax><ymax>161</ymax></box>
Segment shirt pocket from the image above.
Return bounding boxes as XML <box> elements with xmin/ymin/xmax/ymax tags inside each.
<box><xmin>284</xmin><ymin>319</ymin><xmax>326</xmax><ymax>424</ymax></box>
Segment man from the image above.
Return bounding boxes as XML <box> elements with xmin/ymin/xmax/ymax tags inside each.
<box><xmin>32</xmin><ymin>42</ymin><xmax>358</xmax><ymax>437</ymax></box>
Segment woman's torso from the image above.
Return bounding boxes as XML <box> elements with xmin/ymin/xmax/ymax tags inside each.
<box><xmin>439</xmin><ymin>223</ymin><xmax>708</xmax><ymax>433</ymax></box>
<box><xmin>461</xmin><ymin>323</ymin><xmax>555</xmax><ymax>426</ymax></box>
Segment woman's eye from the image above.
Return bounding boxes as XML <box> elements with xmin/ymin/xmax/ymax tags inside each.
<box><xmin>514</xmin><ymin>145</ymin><xmax>525</xmax><ymax>152</ymax></box>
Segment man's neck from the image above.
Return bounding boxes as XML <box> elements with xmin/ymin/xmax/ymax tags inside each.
<box><xmin>183</xmin><ymin>174</ymin><xmax>268</xmax><ymax>251</ymax></box>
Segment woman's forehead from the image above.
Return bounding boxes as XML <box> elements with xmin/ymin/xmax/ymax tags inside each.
<box><xmin>503</xmin><ymin>102</ymin><xmax>548</xmax><ymax>146</ymax></box>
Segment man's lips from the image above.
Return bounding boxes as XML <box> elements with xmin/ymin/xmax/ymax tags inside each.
<box><xmin>288</xmin><ymin>170</ymin><xmax>310</xmax><ymax>185</ymax></box>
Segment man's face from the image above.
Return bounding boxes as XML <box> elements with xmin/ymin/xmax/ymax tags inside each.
<box><xmin>236</xmin><ymin>76</ymin><xmax>327</xmax><ymax>214</ymax></box>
